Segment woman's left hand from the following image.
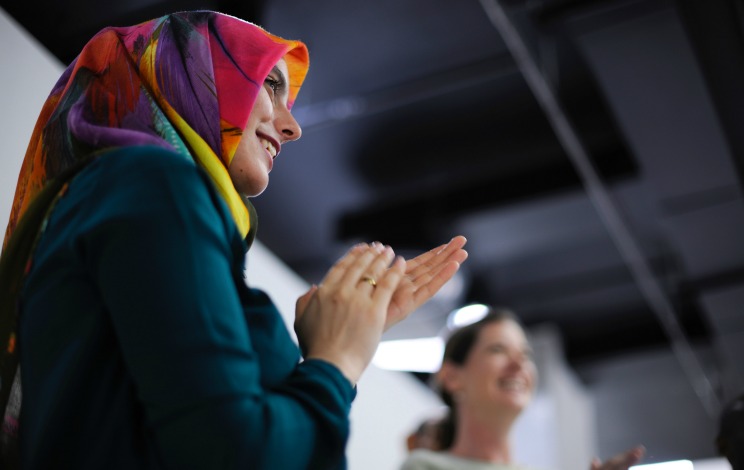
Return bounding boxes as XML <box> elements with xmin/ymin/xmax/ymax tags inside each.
<box><xmin>384</xmin><ymin>235</ymin><xmax>468</xmax><ymax>330</ymax></box>
<box><xmin>590</xmin><ymin>446</ymin><xmax>645</xmax><ymax>470</ymax></box>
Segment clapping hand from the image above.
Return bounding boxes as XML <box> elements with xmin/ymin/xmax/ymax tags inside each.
<box><xmin>293</xmin><ymin>237</ymin><xmax>468</xmax><ymax>383</ymax></box>
<box><xmin>590</xmin><ymin>446</ymin><xmax>645</xmax><ymax>470</ymax></box>
<box><xmin>384</xmin><ymin>235</ymin><xmax>468</xmax><ymax>330</ymax></box>
<box><xmin>294</xmin><ymin>243</ymin><xmax>406</xmax><ymax>383</ymax></box>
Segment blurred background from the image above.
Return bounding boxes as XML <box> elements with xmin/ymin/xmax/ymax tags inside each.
<box><xmin>1</xmin><ymin>0</ymin><xmax>743</xmax><ymax>468</ymax></box>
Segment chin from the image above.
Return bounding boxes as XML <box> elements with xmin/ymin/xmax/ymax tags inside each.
<box><xmin>247</xmin><ymin>188</ymin><xmax>267</xmax><ymax>198</ymax></box>
<box><xmin>239</xmin><ymin>180</ymin><xmax>269</xmax><ymax>198</ymax></box>
<box><xmin>504</xmin><ymin>394</ymin><xmax>533</xmax><ymax>412</ymax></box>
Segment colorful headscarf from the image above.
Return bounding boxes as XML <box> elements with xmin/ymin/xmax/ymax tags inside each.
<box><xmin>3</xmin><ymin>10</ymin><xmax>309</xmax><ymax>245</ymax></box>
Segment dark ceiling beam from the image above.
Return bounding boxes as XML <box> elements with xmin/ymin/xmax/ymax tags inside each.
<box><xmin>674</xmin><ymin>0</ymin><xmax>744</xmax><ymax>189</ymax></box>
<box><xmin>531</xmin><ymin>0</ymin><xmax>669</xmax><ymax>23</ymax></box>
<box><xmin>337</xmin><ymin>144</ymin><xmax>635</xmax><ymax>248</ymax></box>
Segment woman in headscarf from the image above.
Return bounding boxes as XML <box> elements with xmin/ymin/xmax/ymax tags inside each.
<box><xmin>400</xmin><ymin>308</ymin><xmax>644</xmax><ymax>470</ymax></box>
<box><xmin>0</xmin><ymin>11</ymin><xmax>468</xmax><ymax>469</ymax></box>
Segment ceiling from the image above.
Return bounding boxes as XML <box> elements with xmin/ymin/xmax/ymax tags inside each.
<box><xmin>4</xmin><ymin>0</ymin><xmax>744</xmax><ymax>404</ymax></box>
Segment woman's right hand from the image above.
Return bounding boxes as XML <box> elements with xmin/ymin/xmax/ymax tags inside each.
<box><xmin>294</xmin><ymin>243</ymin><xmax>406</xmax><ymax>384</ymax></box>
<box><xmin>589</xmin><ymin>445</ymin><xmax>645</xmax><ymax>470</ymax></box>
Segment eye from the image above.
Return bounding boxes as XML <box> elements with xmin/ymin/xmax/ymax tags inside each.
<box><xmin>486</xmin><ymin>344</ymin><xmax>507</xmax><ymax>354</ymax></box>
<box><xmin>265</xmin><ymin>78</ymin><xmax>279</xmax><ymax>93</ymax></box>
<box><xmin>264</xmin><ymin>75</ymin><xmax>286</xmax><ymax>101</ymax></box>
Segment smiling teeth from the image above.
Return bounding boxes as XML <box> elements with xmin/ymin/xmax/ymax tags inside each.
<box><xmin>499</xmin><ymin>379</ymin><xmax>527</xmax><ymax>391</ymax></box>
<box><xmin>260</xmin><ymin>138</ymin><xmax>277</xmax><ymax>158</ymax></box>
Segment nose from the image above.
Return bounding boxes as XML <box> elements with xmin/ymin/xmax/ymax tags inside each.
<box><xmin>507</xmin><ymin>352</ymin><xmax>536</xmax><ymax>382</ymax></box>
<box><xmin>508</xmin><ymin>350</ymin><xmax>530</xmax><ymax>368</ymax></box>
<box><xmin>277</xmin><ymin>107</ymin><xmax>302</xmax><ymax>143</ymax></box>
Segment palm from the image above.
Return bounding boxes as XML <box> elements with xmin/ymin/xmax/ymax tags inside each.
<box><xmin>385</xmin><ymin>236</ymin><xmax>468</xmax><ymax>330</ymax></box>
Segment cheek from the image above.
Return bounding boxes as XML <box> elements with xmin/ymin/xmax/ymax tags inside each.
<box><xmin>525</xmin><ymin>363</ymin><xmax>538</xmax><ymax>389</ymax></box>
<box><xmin>232</xmin><ymin>136</ymin><xmax>248</xmax><ymax>165</ymax></box>
<box><xmin>251</xmin><ymin>88</ymin><xmax>274</xmax><ymax>120</ymax></box>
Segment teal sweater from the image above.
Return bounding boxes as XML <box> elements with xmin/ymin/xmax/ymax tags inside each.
<box><xmin>19</xmin><ymin>146</ymin><xmax>355</xmax><ymax>469</ymax></box>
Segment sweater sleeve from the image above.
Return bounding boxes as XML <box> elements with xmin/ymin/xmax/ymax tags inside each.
<box><xmin>78</xmin><ymin>147</ymin><xmax>354</xmax><ymax>470</ymax></box>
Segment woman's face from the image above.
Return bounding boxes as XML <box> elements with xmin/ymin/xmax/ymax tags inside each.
<box><xmin>229</xmin><ymin>58</ymin><xmax>302</xmax><ymax>197</ymax></box>
<box><xmin>446</xmin><ymin>320</ymin><xmax>537</xmax><ymax>416</ymax></box>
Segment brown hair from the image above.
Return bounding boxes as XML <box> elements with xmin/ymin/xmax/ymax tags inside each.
<box><xmin>436</xmin><ymin>307</ymin><xmax>521</xmax><ymax>449</ymax></box>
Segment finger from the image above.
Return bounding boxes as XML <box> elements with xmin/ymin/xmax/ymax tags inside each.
<box><xmin>321</xmin><ymin>243</ymin><xmax>372</xmax><ymax>287</ymax></box>
<box><xmin>295</xmin><ymin>285</ymin><xmax>318</xmax><ymax>319</ymax></box>
<box><xmin>406</xmin><ymin>242</ymin><xmax>466</xmax><ymax>298</ymax></box>
<box><xmin>616</xmin><ymin>446</ymin><xmax>644</xmax><ymax>467</ymax></box>
<box><xmin>404</xmin><ymin>243</ymin><xmax>447</xmax><ymax>274</ymax></box>
<box><xmin>603</xmin><ymin>446</ymin><xmax>644</xmax><ymax>470</ymax></box>
<box><xmin>610</xmin><ymin>448</ymin><xmax>642</xmax><ymax>467</ymax></box>
<box><xmin>337</xmin><ymin>243</ymin><xmax>386</xmax><ymax>291</ymax></box>
<box><xmin>406</xmin><ymin>238</ymin><xmax>468</xmax><ymax>282</ymax></box>
<box><xmin>409</xmin><ymin>259</ymin><xmax>463</xmax><ymax>309</ymax></box>
<box><xmin>589</xmin><ymin>458</ymin><xmax>601</xmax><ymax>470</ymax></box>
<box><xmin>359</xmin><ymin>245</ymin><xmax>395</xmax><ymax>291</ymax></box>
<box><xmin>418</xmin><ymin>237</ymin><xmax>468</xmax><ymax>274</ymax></box>
<box><xmin>406</xmin><ymin>245</ymin><xmax>467</xmax><ymax>298</ymax></box>
<box><xmin>386</xmin><ymin>261</ymin><xmax>460</xmax><ymax>328</ymax></box>
<box><xmin>405</xmin><ymin>236</ymin><xmax>467</xmax><ymax>272</ymax></box>
<box><xmin>372</xmin><ymin>256</ymin><xmax>406</xmax><ymax>305</ymax></box>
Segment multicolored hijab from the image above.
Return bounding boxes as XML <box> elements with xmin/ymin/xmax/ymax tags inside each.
<box><xmin>4</xmin><ymin>10</ymin><xmax>309</xmax><ymax>245</ymax></box>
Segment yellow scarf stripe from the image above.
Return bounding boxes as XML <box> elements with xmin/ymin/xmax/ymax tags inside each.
<box><xmin>161</xmin><ymin>105</ymin><xmax>250</xmax><ymax>237</ymax></box>
<box><xmin>139</xmin><ymin>36</ymin><xmax>250</xmax><ymax>238</ymax></box>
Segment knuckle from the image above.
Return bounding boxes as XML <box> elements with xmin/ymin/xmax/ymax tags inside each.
<box><xmin>329</xmin><ymin>291</ymin><xmax>347</xmax><ymax>305</ymax></box>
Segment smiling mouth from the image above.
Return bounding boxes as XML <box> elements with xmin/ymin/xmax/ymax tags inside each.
<box><xmin>260</xmin><ymin>137</ymin><xmax>277</xmax><ymax>158</ymax></box>
<box><xmin>498</xmin><ymin>378</ymin><xmax>529</xmax><ymax>392</ymax></box>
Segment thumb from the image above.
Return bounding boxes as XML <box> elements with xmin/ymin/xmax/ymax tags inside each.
<box><xmin>296</xmin><ymin>284</ymin><xmax>318</xmax><ymax>319</ymax></box>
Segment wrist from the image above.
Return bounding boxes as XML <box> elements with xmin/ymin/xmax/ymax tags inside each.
<box><xmin>305</xmin><ymin>351</ymin><xmax>364</xmax><ymax>385</ymax></box>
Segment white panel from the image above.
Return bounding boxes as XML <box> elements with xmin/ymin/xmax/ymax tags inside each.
<box><xmin>700</xmin><ymin>284</ymin><xmax>744</xmax><ymax>390</ymax></box>
<box><xmin>0</xmin><ymin>7</ymin><xmax>62</xmax><ymax>235</ymax></box>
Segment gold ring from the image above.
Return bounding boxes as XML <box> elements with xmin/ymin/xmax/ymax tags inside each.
<box><xmin>361</xmin><ymin>276</ymin><xmax>377</xmax><ymax>287</ymax></box>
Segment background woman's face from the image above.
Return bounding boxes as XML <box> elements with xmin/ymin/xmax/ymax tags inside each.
<box><xmin>229</xmin><ymin>58</ymin><xmax>302</xmax><ymax>197</ymax></box>
<box><xmin>456</xmin><ymin>320</ymin><xmax>537</xmax><ymax>415</ymax></box>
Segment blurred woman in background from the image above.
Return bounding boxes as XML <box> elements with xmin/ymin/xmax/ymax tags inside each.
<box><xmin>401</xmin><ymin>308</ymin><xmax>644</xmax><ymax>470</ymax></box>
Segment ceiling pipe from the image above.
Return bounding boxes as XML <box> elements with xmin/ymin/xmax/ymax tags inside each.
<box><xmin>478</xmin><ymin>0</ymin><xmax>721</xmax><ymax>416</ymax></box>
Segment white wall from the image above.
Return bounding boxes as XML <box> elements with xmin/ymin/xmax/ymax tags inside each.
<box><xmin>512</xmin><ymin>324</ymin><xmax>595</xmax><ymax>470</ymax></box>
<box><xmin>693</xmin><ymin>458</ymin><xmax>732</xmax><ymax>470</ymax></box>
<box><xmin>0</xmin><ymin>8</ymin><xmax>61</xmax><ymax>228</ymax></box>
<box><xmin>580</xmin><ymin>346</ymin><xmax>720</xmax><ymax>463</ymax></box>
